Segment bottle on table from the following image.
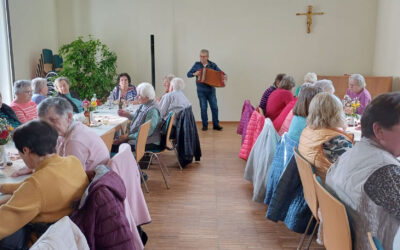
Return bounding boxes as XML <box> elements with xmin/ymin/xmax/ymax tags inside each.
<box><xmin>84</xmin><ymin>105</ymin><xmax>90</xmax><ymax>126</ymax></box>
<box><xmin>107</xmin><ymin>91</ymin><xmax>113</xmax><ymax>108</ymax></box>
<box><xmin>118</xmin><ymin>97</ymin><xmax>123</xmax><ymax>110</ymax></box>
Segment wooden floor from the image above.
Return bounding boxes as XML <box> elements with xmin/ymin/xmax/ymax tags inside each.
<box><xmin>142</xmin><ymin>123</ymin><xmax>324</xmax><ymax>250</ymax></box>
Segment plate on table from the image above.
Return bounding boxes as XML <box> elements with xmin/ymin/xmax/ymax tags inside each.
<box><xmin>90</xmin><ymin>123</ymin><xmax>102</xmax><ymax>127</ymax></box>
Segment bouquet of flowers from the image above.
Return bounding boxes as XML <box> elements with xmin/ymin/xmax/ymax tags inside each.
<box><xmin>0</xmin><ymin>118</ymin><xmax>13</xmax><ymax>145</ymax></box>
<box><xmin>82</xmin><ymin>99</ymin><xmax>101</xmax><ymax>112</ymax></box>
<box><xmin>343</xmin><ymin>95</ymin><xmax>360</xmax><ymax>118</ymax></box>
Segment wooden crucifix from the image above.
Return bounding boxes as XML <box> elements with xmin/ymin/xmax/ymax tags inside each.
<box><xmin>296</xmin><ymin>5</ymin><xmax>324</xmax><ymax>33</ymax></box>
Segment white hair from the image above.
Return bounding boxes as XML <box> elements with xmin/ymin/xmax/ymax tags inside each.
<box><xmin>170</xmin><ymin>77</ymin><xmax>185</xmax><ymax>91</ymax></box>
<box><xmin>304</xmin><ymin>72</ymin><xmax>317</xmax><ymax>83</ymax></box>
<box><xmin>137</xmin><ymin>82</ymin><xmax>155</xmax><ymax>100</ymax></box>
<box><xmin>349</xmin><ymin>74</ymin><xmax>366</xmax><ymax>88</ymax></box>
<box><xmin>314</xmin><ymin>79</ymin><xmax>335</xmax><ymax>94</ymax></box>
<box><xmin>13</xmin><ymin>80</ymin><xmax>32</xmax><ymax>96</ymax></box>
<box><xmin>164</xmin><ymin>74</ymin><xmax>175</xmax><ymax>83</ymax></box>
<box><xmin>32</xmin><ymin>78</ymin><xmax>47</xmax><ymax>94</ymax></box>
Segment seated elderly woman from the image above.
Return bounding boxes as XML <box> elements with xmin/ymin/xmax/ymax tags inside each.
<box><xmin>326</xmin><ymin>92</ymin><xmax>400</xmax><ymax>250</ymax></box>
<box><xmin>259</xmin><ymin>73</ymin><xmax>286</xmax><ymax>115</ymax></box>
<box><xmin>10</xmin><ymin>80</ymin><xmax>37</xmax><ymax>124</ymax></box>
<box><xmin>54</xmin><ymin>77</ymin><xmax>83</xmax><ymax>113</ymax></box>
<box><xmin>38</xmin><ymin>97</ymin><xmax>110</xmax><ymax>170</ymax></box>
<box><xmin>265</xmin><ymin>75</ymin><xmax>295</xmax><ymax>121</ymax></box>
<box><xmin>162</xmin><ymin>74</ymin><xmax>175</xmax><ymax>95</ymax></box>
<box><xmin>295</xmin><ymin>72</ymin><xmax>317</xmax><ymax>96</ymax></box>
<box><xmin>31</xmin><ymin>77</ymin><xmax>48</xmax><ymax>105</ymax></box>
<box><xmin>158</xmin><ymin>77</ymin><xmax>191</xmax><ymax>120</ymax></box>
<box><xmin>313</xmin><ymin>79</ymin><xmax>335</xmax><ymax>94</ymax></box>
<box><xmin>112</xmin><ymin>73</ymin><xmax>137</xmax><ymax>102</ymax></box>
<box><xmin>345</xmin><ymin>73</ymin><xmax>371</xmax><ymax>115</ymax></box>
<box><xmin>113</xmin><ymin>82</ymin><xmax>161</xmax><ymax>151</ymax></box>
<box><xmin>0</xmin><ymin>120</ymin><xmax>88</xmax><ymax>249</ymax></box>
<box><xmin>298</xmin><ymin>92</ymin><xmax>354</xmax><ymax>181</ymax></box>
<box><xmin>0</xmin><ymin>92</ymin><xmax>21</xmax><ymax>128</ymax></box>
<box><xmin>278</xmin><ymin>83</ymin><xmax>323</xmax><ymax>138</ymax></box>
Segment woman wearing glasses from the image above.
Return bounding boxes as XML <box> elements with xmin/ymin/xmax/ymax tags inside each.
<box><xmin>10</xmin><ymin>80</ymin><xmax>37</xmax><ymax>124</ymax></box>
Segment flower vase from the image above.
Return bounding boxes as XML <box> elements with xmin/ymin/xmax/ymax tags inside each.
<box><xmin>0</xmin><ymin>145</ymin><xmax>10</xmax><ymax>168</ymax></box>
<box><xmin>348</xmin><ymin>116</ymin><xmax>356</xmax><ymax>127</ymax></box>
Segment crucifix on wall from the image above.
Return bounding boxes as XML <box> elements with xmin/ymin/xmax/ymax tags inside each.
<box><xmin>296</xmin><ymin>5</ymin><xmax>324</xmax><ymax>33</ymax></box>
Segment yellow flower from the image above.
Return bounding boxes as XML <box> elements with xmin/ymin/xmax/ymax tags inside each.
<box><xmin>91</xmin><ymin>101</ymin><xmax>97</xmax><ymax>107</ymax></box>
<box><xmin>8</xmin><ymin>126</ymin><xmax>14</xmax><ymax>131</ymax></box>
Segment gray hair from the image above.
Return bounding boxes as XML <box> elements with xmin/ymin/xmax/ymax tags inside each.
<box><xmin>279</xmin><ymin>75</ymin><xmax>296</xmax><ymax>90</ymax></box>
<box><xmin>14</xmin><ymin>80</ymin><xmax>32</xmax><ymax>96</ymax></box>
<box><xmin>54</xmin><ymin>77</ymin><xmax>71</xmax><ymax>88</ymax></box>
<box><xmin>170</xmin><ymin>77</ymin><xmax>185</xmax><ymax>91</ymax></box>
<box><xmin>304</xmin><ymin>72</ymin><xmax>317</xmax><ymax>83</ymax></box>
<box><xmin>137</xmin><ymin>82</ymin><xmax>155</xmax><ymax>100</ymax></box>
<box><xmin>349</xmin><ymin>74</ymin><xmax>366</xmax><ymax>88</ymax></box>
<box><xmin>38</xmin><ymin>97</ymin><xmax>73</xmax><ymax>118</ymax></box>
<box><xmin>200</xmin><ymin>49</ymin><xmax>209</xmax><ymax>56</ymax></box>
<box><xmin>314</xmin><ymin>79</ymin><xmax>335</xmax><ymax>94</ymax></box>
<box><xmin>32</xmin><ymin>78</ymin><xmax>47</xmax><ymax>94</ymax></box>
<box><xmin>307</xmin><ymin>92</ymin><xmax>346</xmax><ymax>129</ymax></box>
<box><xmin>164</xmin><ymin>74</ymin><xmax>175</xmax><ymax>83</ymax></box>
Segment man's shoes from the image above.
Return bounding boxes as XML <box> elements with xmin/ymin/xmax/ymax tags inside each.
<box><xmin>213</xmin><ymin>125</ymin><xmax>223</xmax><ymax>131</ymax></box>
<box><xmin>202</xmin><ymin>126</ymin><xmax>208</xmax><ymax>131</ymax></box>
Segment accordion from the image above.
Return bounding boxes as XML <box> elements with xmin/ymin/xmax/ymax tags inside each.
<box><xmin>198</xmin><ymin>68</ymin><xmax>225</xmax><ymax>88</ymax></box>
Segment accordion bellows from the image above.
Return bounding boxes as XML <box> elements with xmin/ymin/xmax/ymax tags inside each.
<box><xmin>198</xmin><ymin>68</ymin><xmax>225</xmax><ymax>88</ymax></box>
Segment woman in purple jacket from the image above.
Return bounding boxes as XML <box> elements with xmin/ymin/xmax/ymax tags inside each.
<box><xmin>259</xmin><ymin>73</ymin><xmax>286</xmax><ymax>115</ymax></box>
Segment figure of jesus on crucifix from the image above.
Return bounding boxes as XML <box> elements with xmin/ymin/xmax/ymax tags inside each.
<box><xmin>296</xmin><ymin>5</ymin><xmax>324</xmax><ymax>33</ymax></box>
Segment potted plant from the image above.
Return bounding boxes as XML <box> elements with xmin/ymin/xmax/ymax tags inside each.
<box><xmin>57</xmin><ymin>36</ymin><xmax>117</xmax><ymax>100</ymax></box>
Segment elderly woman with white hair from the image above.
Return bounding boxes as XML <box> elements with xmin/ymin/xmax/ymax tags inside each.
<box><xmin>295</xmin><ymin>72</ymin><xmax>318</xmax><ymax>96</ymax></box>
<box><xmin>298</xmin><ymin>92</ymin><xmax>354</xmax><ymax>181</ymax></box>
<box><xmin>345</xmin><ymin>73</ymin><xmax>371</xmax><ymax>115</ymax></box>
<box><xmin>158</xmin><ymin>77</ymin><xmax>191</xmax><ymax>120</ymax></box>
<box><xmin>31</xmin><ymin>78</ymin><xmax>48</xmax><ymax>105</ymax></box>
<box><xmin>54</xmin><ymin>77</ymin><xmax>83</xmax><ymax>113</ymax></box>
<box><xmin>114</xmin><ymin>82</ymin><xmax>162</xmax><ymax>151</ymax></box>
<box><xmin>10</xmin><ymin>80</ymin><xmax>37</xmax><ymax>124</ymax></box>
<box><xmin>314</xmin><ymin>79</ymin><xmax>335</xmax><ymax>94</ymax></box>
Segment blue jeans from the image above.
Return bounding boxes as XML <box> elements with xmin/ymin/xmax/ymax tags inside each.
<box><xmin>196</xmin><ymin>83</ymin><xmax>219</xmax><ymax>127</ymax></box>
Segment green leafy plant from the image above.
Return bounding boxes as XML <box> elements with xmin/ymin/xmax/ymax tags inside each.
<box><xmin>57</xmin><ymin>36</ymin><xmax>117</xmax><ymax>100</ymax></box>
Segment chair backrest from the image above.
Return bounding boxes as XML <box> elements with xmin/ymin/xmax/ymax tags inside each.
<box><xmin>293</xmin><ymin>147</ymin><xmax>319</xmax><ymax>219</ymax></box>
<box><xmin>368</xmin><ymin>232</ymin><xmax>377</xmax><ymax>250</ymax></box>
<box><xmin>101</xmin><ymin>128</ymin><xmax>115</xmax><ymax>153</ymax></box>
<box><xmin>257</xmin><ymin>107</ymin><xmax>264</xmax><ymax>116</ymax></box>
<box><xmin>135</xmin><ymin>120</ymin><xmax>151</xmax><ymax>162</ymax></box>
<box><xmin>313</xmin><ymin>175</ymin><xmax>352</xmax><ymax>250</ymax></box>
<box><xmin>165</xmin><ymin>113</ymin><xmax>175</xmax><ymax>149</ymax></box>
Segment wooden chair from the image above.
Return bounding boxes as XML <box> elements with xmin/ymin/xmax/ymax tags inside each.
<box><xmin>368</xmin><ymin>232</ymin><xmax>377</xmax><ymax>250</ymax></box>
<box><xmin>135</xmin><ymin>120</ymin><xmax>151</xmax><ymax>193</ymax></box>
<box><xmin>313</xmin><ymin>175</ymin><xmax>352</xmax><ymax>250</ymax></box>
<box><xmin>145</xmin><ymin>113</ymin><xmax>175</xmax><ymax>189</ymax></box>
<box><xmin>293</xmin><ymin>148</ymin><xmax>319</xmax><ymax>249</ymax></box>
<box><xmin>164</xmin><ymin>113</ymin><xmax>183</xmax><ymax>170</ymax></box>
<box><xmin>257</xmin><ymin>107</ymin><xmax>264</xmax><ymax>116</ymax></box>
<box><xmin>101</xmin><ymin>128</ymin><xmax>115</xmax><ymax>153</ymax></box>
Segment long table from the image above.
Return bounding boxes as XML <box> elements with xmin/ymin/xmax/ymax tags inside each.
<box><xmin>0</xmin><ymin>104</ymin><xmax>138</xmax><ymax>200</ymax></box>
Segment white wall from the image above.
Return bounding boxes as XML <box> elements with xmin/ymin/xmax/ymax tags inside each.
<box><xmin>9</xmin><ymin>0</ymin><xmax>378</xmax><ymax>121</ymax></box>
<box><xmin>373</xmin><ymin>0</ymin><xmax>400</xmax><ymax>91</ymax></box>
<box><xmin>9</xmin><ymin>0</ymin><xmax>58</xmax><ymax>80</ymax></box>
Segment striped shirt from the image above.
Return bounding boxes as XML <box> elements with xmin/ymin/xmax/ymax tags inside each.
<box><xmin>10</xmin><ymin>101</ymin><xmax>38</xmax><ymax>124</ymax></box>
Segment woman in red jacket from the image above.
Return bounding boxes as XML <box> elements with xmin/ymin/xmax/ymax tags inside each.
<box><xmin>265</xmin><ymin>75</ymin><xmax>295</xmax><ymax>121</ymax></box>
